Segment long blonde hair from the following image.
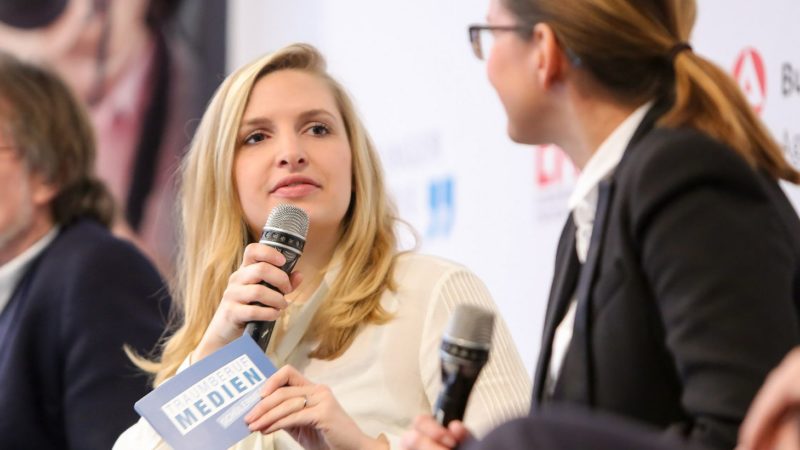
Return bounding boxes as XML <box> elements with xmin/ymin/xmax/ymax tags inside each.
<box><xmin>141</xmin><ymin>44</ymin><xmax>400</xmax><ymax>386</ymax></box>
<box><xmin>505</xmin><ymin>0</ymin><xmax>799</xmax><ymax>182</ymax></box>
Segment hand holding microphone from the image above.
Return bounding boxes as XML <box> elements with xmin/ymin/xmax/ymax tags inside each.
<box><xmin>243</xmin><ymin>204</ymin><xmax>309</xmax><ymax>351</ymax></box>
<box><xmin>195</xmin><ymin>204</ymin><xmax>309</xmax><ymax>361</ymax></box>
<box><xmin>402</xmin><ymin>305</ymin><xmax>494</xmax><ymax>450</ymax></box>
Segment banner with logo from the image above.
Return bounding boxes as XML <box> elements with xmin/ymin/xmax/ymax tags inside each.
<box><xmin>694</xmin><ymin>5</ymin><xmax>800</xmax><ymax>205</ymax></box>
<box><xmin>228</xmin><ymin>0</ymin><xmax>800</xmax><ymax>373</ymax></box>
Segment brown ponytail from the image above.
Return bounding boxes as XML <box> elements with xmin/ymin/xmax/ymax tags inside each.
<box><xmin>662</xmin><ymin>50</ymin><xmax>800</xmax><ymax>182</ymax></box>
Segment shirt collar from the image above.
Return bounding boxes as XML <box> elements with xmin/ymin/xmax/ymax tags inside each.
<box><xmin>0</xmin><ymin>226</ymin><xmax>60</xmax><ymax>315</ymax></box>
<box><xmin>567</xmin><ymin>100</ymin><xmax>654</xmax><ymax>211</ymax></box>
<box><xmin>268</xmin><ymin>260</ymin><xmax>343</xmax><ymax>365</ymax></box>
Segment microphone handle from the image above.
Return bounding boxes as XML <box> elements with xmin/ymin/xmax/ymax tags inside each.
<box><xmin>433</xmin><ymin>370</ymin><xmax>478</xmax><ymax>426</ymax></box>
<box><xmin>243</xmin><ymin>243</ymin><xmax>301</xmax><ymax>351</ymax></box>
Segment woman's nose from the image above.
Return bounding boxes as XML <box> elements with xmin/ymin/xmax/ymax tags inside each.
<box><xmin>276</xmin><ymin>138</ymin><xmax>308</xmax><ymax>168</ymax></box>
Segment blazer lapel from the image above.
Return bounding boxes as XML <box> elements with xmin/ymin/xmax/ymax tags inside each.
<box><xmin>533</xmin><ymin>97</ymin><xmax>669</xmax><ymax>408</ymax></box>
<box><xmin>554</xmin><ymin>179</ymin><xmax>615</xmax><ymax>405</ymax></box>
<box><xmin>532</xmin><ymin>216</ymin><xmax>581</xmax><ymax>406</ymax></box>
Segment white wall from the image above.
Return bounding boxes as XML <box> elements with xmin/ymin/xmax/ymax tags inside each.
<box><xmin>228</xmin><ymin>1</ymin><xmax>800</xmax><ymax>375</ymax></box>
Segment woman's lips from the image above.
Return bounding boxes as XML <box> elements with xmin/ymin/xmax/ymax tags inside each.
<box><xmin>271</xmin><ymin>182</ymin><xmax>319</xmax><ymax>197</ymax></box>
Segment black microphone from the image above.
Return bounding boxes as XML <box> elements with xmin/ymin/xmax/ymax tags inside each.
<box><xmin>433</xmin><ymin>304</ymin><xmax>495</xmax><ymax>426</ymax></box>
<box><xmin>243</xmin><ymin>204</ymin><xmax>309</xmax><ymax>351</ymax></box>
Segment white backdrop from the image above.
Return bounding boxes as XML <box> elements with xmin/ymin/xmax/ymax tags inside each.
<box><xmin>227</xmin><ymin>1</ymin><xmax>800</xmax><ymax>375</ymax></box>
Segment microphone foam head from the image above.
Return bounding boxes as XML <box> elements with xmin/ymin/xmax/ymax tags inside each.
<box><xmin>265</xmin><ymin>204</ymin><xmax>309</xmax><ymax>238</ymax></box>
<box><xmin>445</xmin><ymin>305</ymin><xmax>494</xmax><ymax>351</ymax></box>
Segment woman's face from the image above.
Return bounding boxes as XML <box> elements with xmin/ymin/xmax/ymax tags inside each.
<box><xmin>234</xmin><ymin>69</ymin><xmax>353</xmax><ymax>241</ymax></box>
<box><xmin>485</xmin><ymin>0</ymin><xmax>548</xmax><ymax>144</ymax></box>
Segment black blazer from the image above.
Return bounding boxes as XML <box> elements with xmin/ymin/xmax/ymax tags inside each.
<box><xmin>466</xmin><ymin>408</ymin><xmax>698</xmax><ymax>450</ymax></box>
<box><xmin>532</xmin><ymin>103</ymin><xmax>800</xmax><ymax>450</ymax></box>
<box><xmin>0</xmin><ymin>219</ymin><xmax>170</xmax><ymax>450</ymax></box>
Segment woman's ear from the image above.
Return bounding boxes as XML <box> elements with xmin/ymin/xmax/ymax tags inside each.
<box><xmin>532</xmin><ymin>23</ymin><xmax>571</xmax><ymax>90</ymax></box>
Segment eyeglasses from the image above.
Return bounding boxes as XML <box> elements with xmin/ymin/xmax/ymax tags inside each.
<box><xmin>468</xmin><ymin>24</ymin><xmax>532</xmax><ymax>60</ymax></box>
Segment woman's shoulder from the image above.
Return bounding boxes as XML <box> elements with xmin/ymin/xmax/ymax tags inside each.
<box><xmin>390</xmin><ymin>252</ymin><xmax>491</xmax><ymax>303</ymax></box>
<box><xmin>623</xmin><ymin>126</ymin><xmax>756</xmax><ymax>182</ymax></box>
<box><xmin>393</xmin><ymin>252</ymin><xmax>474</xmax><ymax>281</ymax></box>
<box><xmin>618</xmin><ymin>125</ymin><xmax>778</xmax><ymax>207</ymax></box>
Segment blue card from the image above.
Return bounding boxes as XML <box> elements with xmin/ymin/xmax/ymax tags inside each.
<box><xmin>135</xmin><ymin>336</ymin><xmax>277</xmax><ymax>450</ymax></box>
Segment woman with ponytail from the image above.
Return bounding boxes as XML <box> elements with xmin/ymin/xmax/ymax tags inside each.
<box><xmin>404</xmin><ymin>0</ymin><xmax>800</xmax><ymax>449</ymax></box>
<box><xmin>0</xmin><ymin>52</ymin><xmax>169</xmax><ymax>449</ymax></box>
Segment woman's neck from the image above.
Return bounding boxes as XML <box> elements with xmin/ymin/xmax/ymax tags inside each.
<box><xmin>557</xmin><ymin>84</ymin><xmax>641</xmax><ymax>169</ymax></box>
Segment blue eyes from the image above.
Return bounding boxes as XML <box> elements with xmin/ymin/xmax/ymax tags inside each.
<box><xmin>242</xmin><ymin>123</ymin><xmax>330</xmax><ymax>145</ymax></box>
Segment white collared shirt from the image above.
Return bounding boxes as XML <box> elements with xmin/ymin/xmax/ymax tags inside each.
<box><xmin>0</xmin><ymin>227</ymin><xmax>59</xmax><ymax>316</ymax></box>
<box><xmin>545</xmin><ymin>101</ymin><xmax>654</xmax><ymax>394</ymax></box>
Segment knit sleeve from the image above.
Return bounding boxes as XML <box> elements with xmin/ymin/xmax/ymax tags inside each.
<box><xmin>417</xmin><ymin>267</ymin><xmax>532</xmax><ymax>437</ymax></box>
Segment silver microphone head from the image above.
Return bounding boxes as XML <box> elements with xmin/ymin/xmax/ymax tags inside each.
<box><xmin>264</xmin><ymin>204</ymin><xmax>309</xmax><ymax>239</ymax></box>
<box><xmin>444</xmin><ymin>305</ymin><xmax>494</xmax><ymax>352</ymax></box>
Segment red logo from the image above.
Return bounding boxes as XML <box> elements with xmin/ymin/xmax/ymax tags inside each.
<box><xmin>733</xmin><ymin>47</ymin><xmax>767</xmax><ymax>114</ymax></box>
<box><xmin>534</xmin><ymin>145</ymin><xmax>578</xmax><ymax>188</ymax></box>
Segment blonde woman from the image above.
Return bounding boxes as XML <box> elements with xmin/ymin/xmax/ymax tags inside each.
<box><xmin>114</xmin><ymin>43</ymin><xmax>530</xmax><ymax>450</ymax></box>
